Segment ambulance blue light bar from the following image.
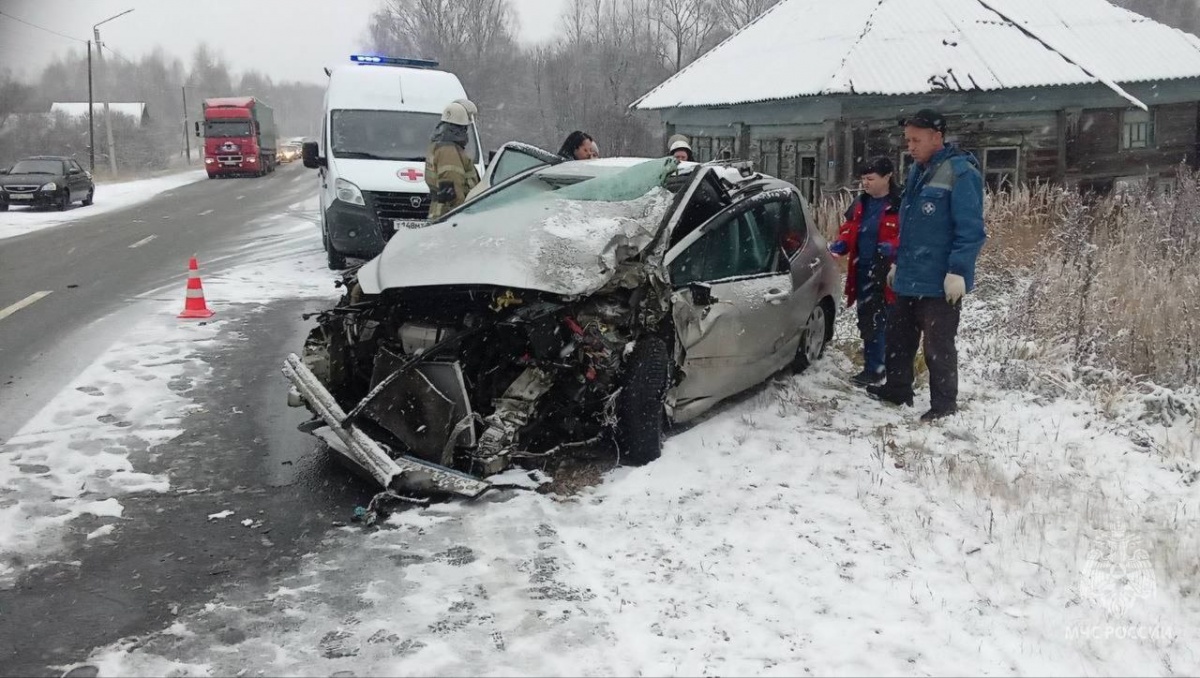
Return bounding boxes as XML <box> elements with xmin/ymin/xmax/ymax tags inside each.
<box><xmin>350</xmin><ymin>54</ymin><xmax>439</xmax><ymax>68</ymax></box>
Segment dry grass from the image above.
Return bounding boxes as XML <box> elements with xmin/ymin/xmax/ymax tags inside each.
<box><xmin>997</xmin><ymin>169</ymin><xmax>1200</xmax><ymax>390</ymax></box>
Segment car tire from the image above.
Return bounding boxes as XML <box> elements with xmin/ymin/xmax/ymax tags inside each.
<box><xmin>82</xmin><ymin>188</ymin><xmax>94</xmax><ymax>206</ymax></box>
<box><xmin>614</xmin><ymin>334</ymin><xmax>671</xmax><ymax>466</ymax></box>
<box><xmin>57</xmin><ymin>191</ymin><xmax>70</xmax><ymax>211</ymax></box>
<box><xmin>324</xmin><ymin>228</ymin><xmax>347</xmax><ymax>270</ymax></box>
<box><xmin>793</xmin><ymin>300</ymin><xmax>832</xmax><ymax>373</ymax></box>
<box><xmin>0</xmin><ymin>203</ymin><xmax>7</xmax><ymax>212</ymax></box>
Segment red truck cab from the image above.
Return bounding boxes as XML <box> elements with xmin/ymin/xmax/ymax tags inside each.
<box><xmin>198</xmin><ymin>97</ymin><xmax>278</xmax><ymax>178</ymax></box>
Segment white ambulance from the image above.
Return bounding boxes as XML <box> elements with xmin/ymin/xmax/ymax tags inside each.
<box><xmin>303</xmin><ymin>55</ymin><xmax>483</xmax><ymax>269</ymax></box>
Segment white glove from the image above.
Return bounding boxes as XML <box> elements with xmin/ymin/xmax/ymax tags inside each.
<box><xmin>886</xmin><ymin>264</ymin><xmax>897</xmax><ymax>288</ymax></box>
<box><xmin>944</xmin><ymin>273</ymin><xmax>966</xmax><ymax>303</ymax></box>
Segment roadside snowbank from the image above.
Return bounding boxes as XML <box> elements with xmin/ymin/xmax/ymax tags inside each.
<box><xmin>0</xmin><ymin>170</ymin><xmax>207</xmax><ymax>241</ymax></box>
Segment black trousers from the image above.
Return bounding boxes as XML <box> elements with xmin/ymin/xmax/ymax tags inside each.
<box><xmin>884</xmin><ymin>296</ymin><xmax>961</xmax><ymax>410</ymax></box>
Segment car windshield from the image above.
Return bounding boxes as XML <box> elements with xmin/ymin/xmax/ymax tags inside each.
<box><xmin>331</xmin><ymin>109</ymin><xmax>478</xmax><ymax>162</ymax></box>
<box><xmin>205</xmin><ymin>120</ymin><xmax>253</xmax><ymax>137</ymax></box>
<box><xmin>9</xmin><ymin>159</ymin><xmax>64</xmax><ymax>175</ymax></box>
<box><xmin>456</xmin><ymin>159</ymin><xmax>679</xmax><ymax>217</ymax></box>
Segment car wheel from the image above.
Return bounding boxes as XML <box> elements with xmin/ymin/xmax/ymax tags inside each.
<box><xmin>324</xmin><ymin>228</ymin><xmax>347</xmax><ymax>270</ymax></box>
<box><xmin>793</xmin><ymin>301</ymin><xmax>832</xmax><ymax>373</ymax></box>
<box><xmin>0</xmin><ymin>203</ymin><xmax>7</xmax><ymax>212</ymax></box>
<box><xmin>57</xmin><ymin>191</ymin><xmax>70</xmax><ymax>211</ymax></box>
<box><xmin>614</xmin><ymin>334</ymin><xmax>670</xmax><ymax>466</ymax></box>
<box><xmin>82</xmin><ymin>188</ymin><xmax>94</xmax><ymax>206</ymax></box>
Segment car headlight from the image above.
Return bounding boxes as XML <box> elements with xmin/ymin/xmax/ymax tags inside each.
<box><xmin>41</xmin><ymin>182</ymin><xmax>57</xmax><ymax>191</ymax></box>
<box><xmin>335</xmin><ymin>178</ymin><xmax>365</xmax><ymax>206</ymax></box>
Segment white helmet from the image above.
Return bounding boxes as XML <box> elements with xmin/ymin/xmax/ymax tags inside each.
<box><xmin>668</xmin><ymin>135</ymin><xmax>692</xmax><ymax>153</ymax></box>
<box><xmin>454</xmin><ymin>98</ymin><xmax>478</xmax><ymax>117</ymax></box>
<box><xmin>441</xmin><ymin>102</ymin><xmax>470</xmax><ymax>126</ymax></box>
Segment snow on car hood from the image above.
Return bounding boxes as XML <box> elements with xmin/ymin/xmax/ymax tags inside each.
<box><xmin>357</xmin><ymin>158</ymin><xmax>678</xmax><ymax>297</ymax></box>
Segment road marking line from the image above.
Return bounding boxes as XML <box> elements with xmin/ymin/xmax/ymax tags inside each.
<box><xmin>0</xmin><ymin>291</ymin><xmax>53</xmax><ymax>322</ymax></box>
<box><xmin>129</xmin><ymin>234</ymin><xmax>157</xmax><ymax>249</ymax></box>
<box><xmin>199</xmin><ymin>209</ymin><xmax>214</xmax><ymax>216</ymax></box>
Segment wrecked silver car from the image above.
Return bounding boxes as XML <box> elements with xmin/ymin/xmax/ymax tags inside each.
<box><xmin>284</xmin><ymin>154</ymin><xmax>840</xmax><ymax>498</ymax></box>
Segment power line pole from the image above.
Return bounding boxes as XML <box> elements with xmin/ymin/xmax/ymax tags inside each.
<box><xmin>87</xmin><ymin>39</ymin><xmax>95</xmax><ymax>172</ymax></box>
<box><xmin>92</xmin><ymin>9</ymin><xmax>132</xmax><ymax>176</ymax></box>
<box><xmin>182</xmin><ymin>86</ymin><xmax>191</xmax><ymax>163</ymax></box>
<box><xmin>93</xmin><ymin>27</ymin><xmax>118</xmax><ymax>176</ymax></box>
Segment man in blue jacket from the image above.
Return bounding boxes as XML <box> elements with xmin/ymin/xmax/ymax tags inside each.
<box><xmin>867</xmin><ymin>110</ymin><xmax>987</xmax><ymax>422</ymax></box>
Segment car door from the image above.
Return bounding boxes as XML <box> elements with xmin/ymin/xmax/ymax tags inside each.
<box><xmin>67</xmin><ymin>160</ymin><xmax>86</xmax><ymax>200</ymax></box>
<box><xmin>773</xmin><ymin>189</ymin><xmax>826</xmax><ymax>362</ymax></box>
<box><xmin>664</xmin><ymin>192</ymin><xmax>800</xmax><ymax>415</ymax></box>
<box><xmin>467</xmin><ymin>142</ymin><xmax>561</xmax><ymax>200</ymax></box>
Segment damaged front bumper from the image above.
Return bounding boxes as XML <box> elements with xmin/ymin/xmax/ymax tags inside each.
<box><xmin>282</xmin><ymin>353</ymin><xmax>491</xmax><ymax>498</ymax></box>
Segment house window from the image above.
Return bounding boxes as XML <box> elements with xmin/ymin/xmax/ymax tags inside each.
<box><xmin>797</xmin><ymin>155</ymin><xmax>817</xmax><ymax>203</ymax></box>
<box><xmin>983</xmin><ymin>147</ymin><xmax>1020</xmax><ymax>192</ymax></box>
<box><xmin>685</xmin><ymin>135</ymin><xmax>736</xmax><ymax>162</ymax></box>
<box><xmin>760</xmin><ymin>139</ymin><xmax>781</xmax><ymax>177</ymax></box>
<box><xmin>1121</xmin><ymin>109</ymin><xmax>1153</xmax><ymax>150</ymax></box>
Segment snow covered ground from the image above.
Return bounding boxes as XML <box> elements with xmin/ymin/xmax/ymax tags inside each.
<box><xmin>0</xmin><ymin>198</ymin><xmax>331</xmax><ymax>588</ymax></box>
<box><xmin>81</xmin><ymin>288</ymin><xmax>1200</xmax><ymax>676</ymax></box>
<box><xmin>0</xmin><ymin>169</ymin><xmax>207</xmax><ymax>241</ymax></box>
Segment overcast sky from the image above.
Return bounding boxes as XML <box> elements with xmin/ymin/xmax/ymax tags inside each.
<box><xmin>0</xmin><ymin>0</ymin><xmax>567</xmax><ymax>84</ymax></box>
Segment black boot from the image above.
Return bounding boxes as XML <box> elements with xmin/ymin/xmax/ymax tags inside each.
<box><xmin>851</xmin><ymin>369</ymin><xmax>885</xmax><ymax>387</ymax></box>
<box><xmin>866</xmin><ymin>383</ymin><xmax>913</xmax><ymax>406</ymax></box>
<box><xmin>920</xmin><ymin>406</ymin><xmax>957</xmax><ymax>423</ymax></box>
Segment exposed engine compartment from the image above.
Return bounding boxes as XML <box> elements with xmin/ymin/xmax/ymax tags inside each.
<box><xmin>300</xmin><ymin>273</ymin><xmax>664</xmax><ymax>483</ymax></box>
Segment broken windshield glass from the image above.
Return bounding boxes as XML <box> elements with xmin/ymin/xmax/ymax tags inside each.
<box><xmin>453</xmin><ymin>157</ymin><xmax>679</xmax><ymax>217</ymax></box>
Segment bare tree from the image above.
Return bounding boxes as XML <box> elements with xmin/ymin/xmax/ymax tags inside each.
<box><xmin>713</xmin><ymin>0</ymin><xmax>777</xmax><ymax>34</ymax></box>
<box><xmin>655</xmin><ymin>0</ymin><xmax>720</xmax><ymax>73</ymax></box>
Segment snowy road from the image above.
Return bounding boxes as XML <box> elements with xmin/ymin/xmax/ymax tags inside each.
<box><xmin>0</xmin><ymin>163</ymin><xmax>316</xmax><ymax>446</ymax></box>
<box><xmin>0</xmin><ymin>164</ymin><xmax>377</xmax><ymax>675</ymax></box>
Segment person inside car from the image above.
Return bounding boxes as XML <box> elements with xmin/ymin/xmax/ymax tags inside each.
<box><xmin>558</xmin><ymin>130</ymin><xmax>597</xmax><ymax>160</ymax></box>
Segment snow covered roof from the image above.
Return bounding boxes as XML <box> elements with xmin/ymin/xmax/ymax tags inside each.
<box><xmin>632</xmin><ymin>0</ymin><xmax>1200</xmax><ymax>110</ymax></box>
<box><xmin>50</xmin><ymin>102</ymin><xmax>148</xmax><ymax>124</ymax></box>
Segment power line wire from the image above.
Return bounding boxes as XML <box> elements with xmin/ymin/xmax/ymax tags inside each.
<box><xmin>0</xmin><ymin>9</ymin><xmax>87</xmax><ymax>44</ymax></box>
<box><xmin>100</xmin><ymin>43</ymin><xmax>137</xmax><ymax>66</ymax></box>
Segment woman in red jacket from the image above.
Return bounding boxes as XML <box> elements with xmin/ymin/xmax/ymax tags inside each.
<box><xmin>828</xmin><ymin>157</ymin><xmax>902</xmax><ymax>386</ymax></box>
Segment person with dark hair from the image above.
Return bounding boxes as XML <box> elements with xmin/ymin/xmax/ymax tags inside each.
<box><xmin>827</xmin><ymin>156</ymin><xmax>901</xmax><ymax>386</ymax></box>
<box><xmin>867</xmin><ymin>109</ymin><xmax>987</xmax><ymax>422</ymax></box>
<box><xmin>558</xmin><ymin>130</ymin><xmax>597</xmax><ymax>160</ymax></box>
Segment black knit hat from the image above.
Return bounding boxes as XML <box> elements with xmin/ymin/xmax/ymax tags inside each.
<box><xmin>899</xmin><ymin>109</ymin><xmax>948</xmax><ymax>134</ymax></box>
<box><xmin>857</xmin><ymin>156</ymin><xmax>895</xmax><ymax>177</ymax></box>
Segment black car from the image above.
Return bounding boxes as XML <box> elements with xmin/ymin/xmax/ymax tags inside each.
<box><xmin>0</xmin><ymin>156</ymin><xmax>95</xmax><ymax>211</ymax></box>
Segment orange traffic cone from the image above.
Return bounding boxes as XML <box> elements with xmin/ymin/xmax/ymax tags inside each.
<box><xmin>178</xmin><ymin>255</ymin><xmax>215</xmax><ymax>319</ymax></box>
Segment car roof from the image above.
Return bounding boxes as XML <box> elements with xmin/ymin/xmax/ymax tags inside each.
<box><xmin>23</xmin><ymin>156</ymin><xmax>71</xmax><ymax>161</ymax></box>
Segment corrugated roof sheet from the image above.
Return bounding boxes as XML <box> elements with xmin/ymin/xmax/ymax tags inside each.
<box><xmin>50</xmin><ymin>102</ymin><xmax>147</xmax><ymax>121</ymax></box>
<box><xmin>633</xmin><ymin>0</ymin><xmax>1200</xmax><ymax>109</ymax></box>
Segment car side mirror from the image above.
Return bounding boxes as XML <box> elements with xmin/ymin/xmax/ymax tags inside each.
<box><xmin>302</xmin><ymin>141</ymin><xmax>325</xmax><ymax>169</ymax></box>
<box><xmin>0</xmin><ymin>168</ymin><xmax>7</xmax><ymax>175</ymax></box>
<box><xmin>488</xmin><ymin>149</ymin><xmax>497</xmax><ymax>165</ymax></box>
<box><xmin>69</xmin><ymin>168</ymin><xmax>81</xmax><ymax>175</ymax></box>
<box><xmin>687</xmin><ymin>282</ymin><xmax>714</xmax><ymax>306</ymax></box>
<box><xmin>194</xmin><ymin>121</ymin><xmax>201</xmax><ymax>138</ymax></box>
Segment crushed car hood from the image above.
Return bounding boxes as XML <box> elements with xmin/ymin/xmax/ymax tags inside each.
<box><xmin>358</xmin><ymin>158</ymin><xmax>678</xmax><ymax>297</ymax></box>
